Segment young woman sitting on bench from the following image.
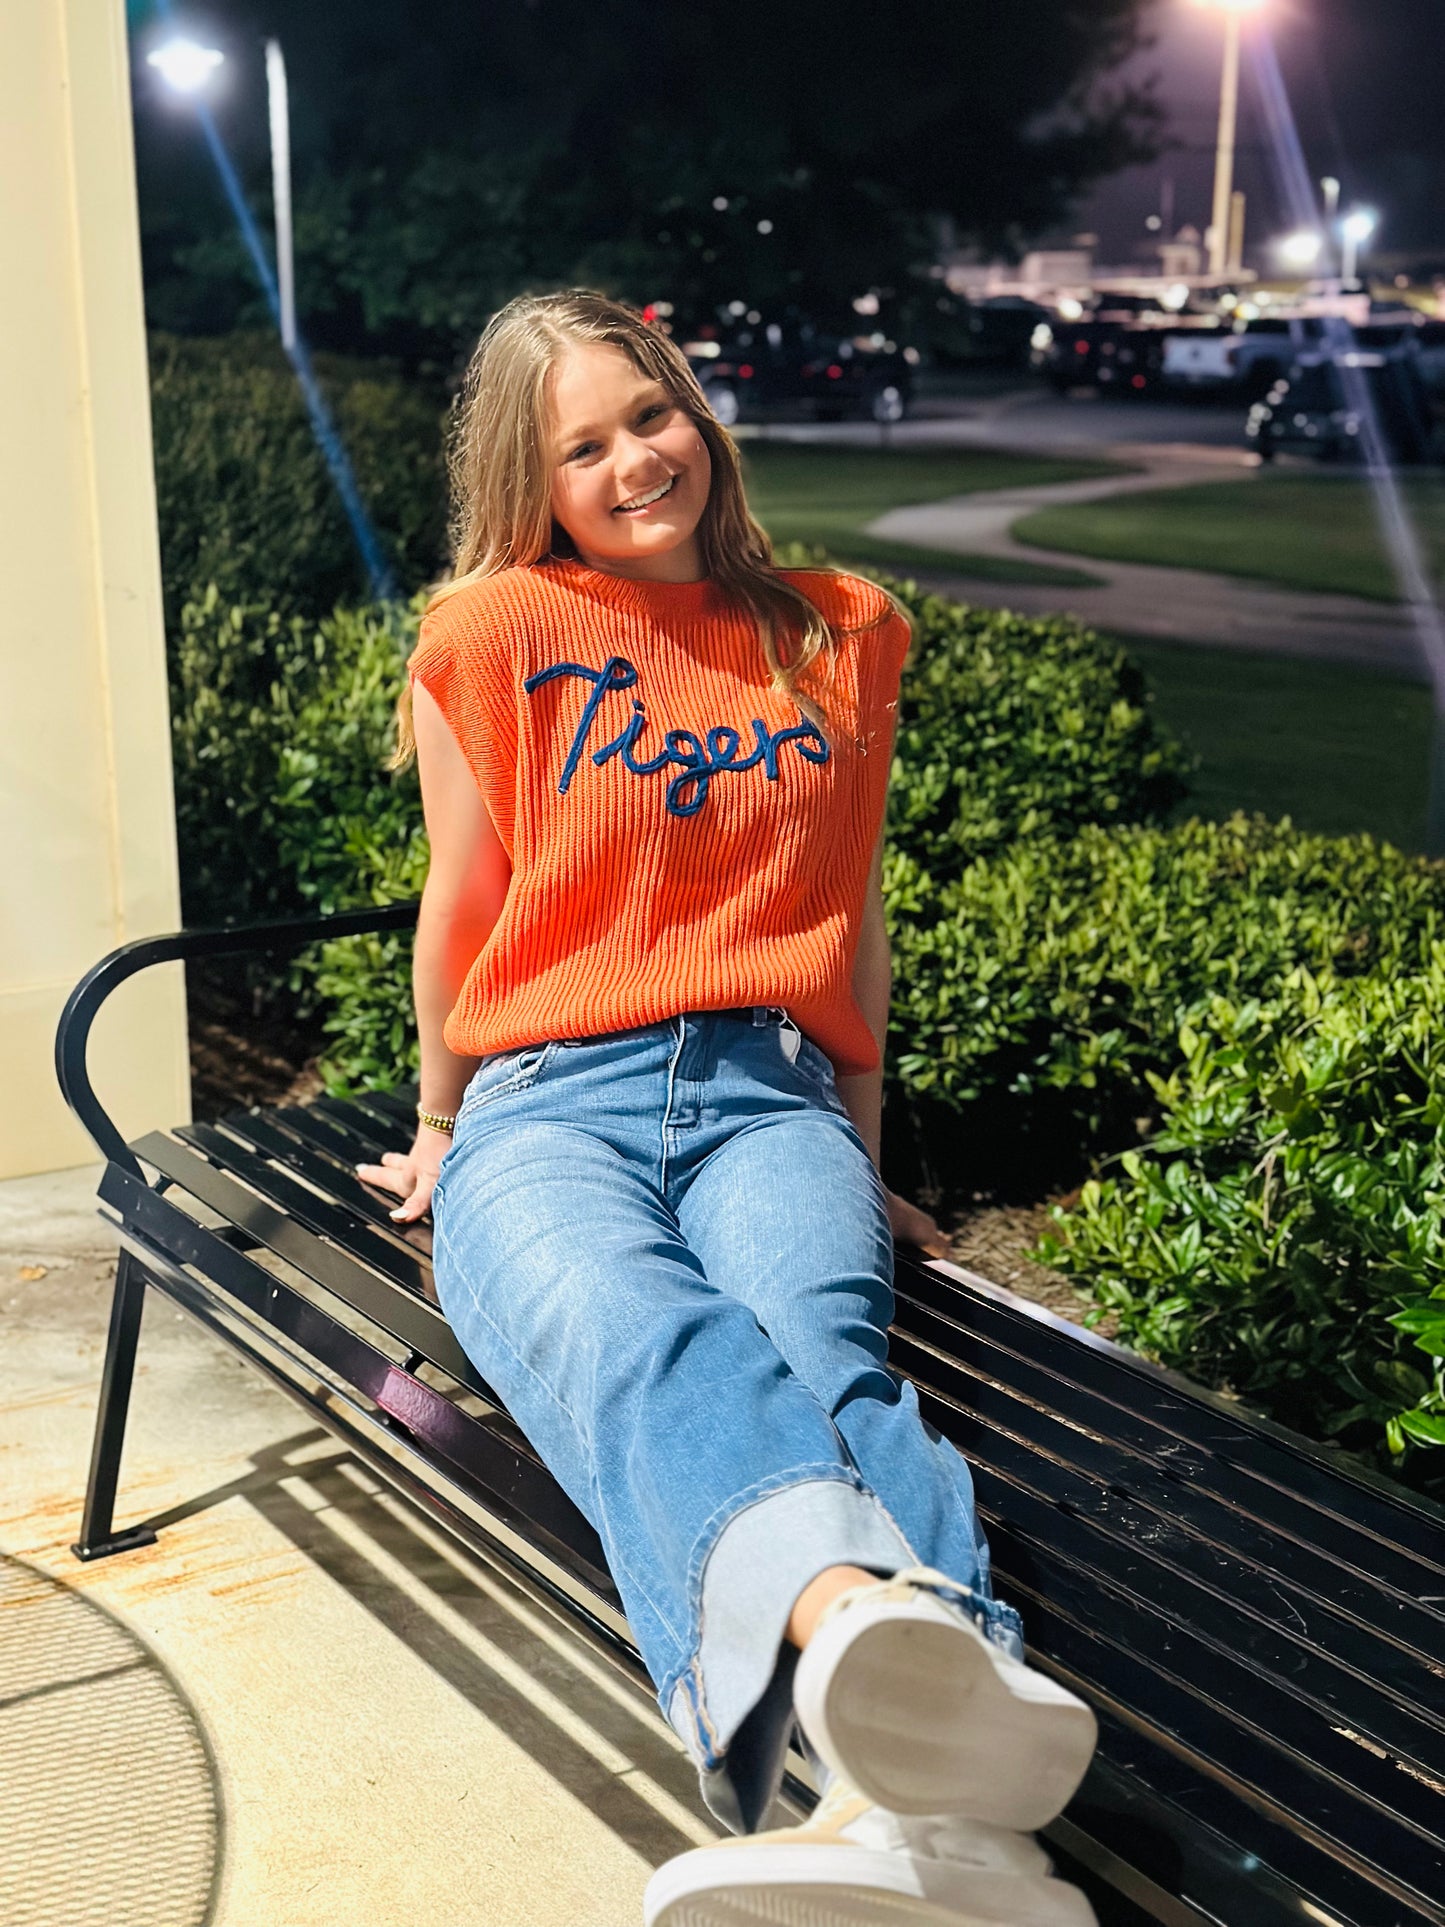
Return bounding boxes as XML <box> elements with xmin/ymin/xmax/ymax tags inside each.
<box><xmin>358</xmin><ymin>287</ymin><xmax>1098</xmax><ymax>1927</ymax></box>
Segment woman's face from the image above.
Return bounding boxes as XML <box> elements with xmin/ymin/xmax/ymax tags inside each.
<box><xmin>547</xmin><ymin>342</ymin><xmax>713</xmax><ymax>581</ymax></box>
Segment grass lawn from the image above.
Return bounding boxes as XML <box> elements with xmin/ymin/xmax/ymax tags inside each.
<box><xmin>738</xmin><ymin>441</ymin><xmax>1114</xmax><ymax>587</ymax></box>
<box><xmin>1124</xmin><ymin>638</ymin><xmax>1433</xmax><ymax>851</ymax></box>
<box><xmin>1014</xmin><ymin>472</ymin><xmax>1445</xmax><ymax>603</ymax></box>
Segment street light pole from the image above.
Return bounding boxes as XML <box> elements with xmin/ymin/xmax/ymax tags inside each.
<box><xmin>1341</xmin><ymin>209</ymin><xmax>1378</xmax><ymax>287</ymax></box>
<box><xmin>264</xmin><ymin>39</ymin><xmax>295</xmax><ymax>353</ymax></box>
<box><xmin>1208</xmin><ymin>9</ymin><xmax>1243</xmax><ymax>279</ymax></box>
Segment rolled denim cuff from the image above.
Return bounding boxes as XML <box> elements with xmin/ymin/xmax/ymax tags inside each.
<box><xmin>664</xmin><ymin>1472</ymin><xmax>917</xmax><ymax>1828</ymax></box>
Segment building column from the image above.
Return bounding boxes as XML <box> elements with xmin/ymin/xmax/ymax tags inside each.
<box><xmin>0</xmin><ymin>0</ymin><xmax>189</xmax><ymax>1177</ymax></box>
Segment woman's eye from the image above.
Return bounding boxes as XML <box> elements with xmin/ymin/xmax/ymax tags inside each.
<box><xmin>567</xmin><ymin>441</ymin><xmax>600</xmax><ymax>462</ymax></box>
<box><xmin>639</xmin><ymin>404</ymin><xmax>670</xmax><ymax>425</ymax></box>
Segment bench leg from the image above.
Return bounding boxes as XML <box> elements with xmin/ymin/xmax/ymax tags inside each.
<box><xmin>71</xmin><ymin>1248</ymin><xmax>159</xmax><ymax>1562</ymax></box>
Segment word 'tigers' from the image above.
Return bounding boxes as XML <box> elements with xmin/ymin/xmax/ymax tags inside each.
<box><xmin>524</xmin><ymin>656</ymin><xmax>830</xmax><ymax>818</ymax></box>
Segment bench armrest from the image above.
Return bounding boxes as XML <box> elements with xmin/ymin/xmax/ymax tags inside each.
<box><xmin>55</xmin><ymin>902</ymin><xmax>421</xmax><ymax>1180</ymax></box>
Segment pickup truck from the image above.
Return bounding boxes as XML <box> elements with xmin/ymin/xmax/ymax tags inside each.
<box><xmin>1225</xmin><ymin>317</ymin><xmax>1329</xmax><ymax>398</ymax></box>
<box><xmin>1159</xmin><ymin>331</ymin><xmax>1238</xmax><ymax>389</ymax></box>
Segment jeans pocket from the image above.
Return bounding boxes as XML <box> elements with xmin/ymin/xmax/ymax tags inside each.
<box><xmin>795</xmin><ymin>1034</ymin><xmax>847</xmax><ymax>1108</ymax></box>
<box><xmin>456</xmin><ymin>1041</ymin><xmax>559</xmax><ymax>1126</ymax></box>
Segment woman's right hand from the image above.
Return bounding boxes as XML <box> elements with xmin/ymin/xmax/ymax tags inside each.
<box><xmin>356</xmin><ymin>1126</ymin><xmax>452</xmax><ymax>1223</ymax></box>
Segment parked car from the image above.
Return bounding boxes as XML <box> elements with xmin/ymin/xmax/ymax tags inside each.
<box><xmin>1414</xmin><ymin>322</ymin><xmax>1445</xmax><ymax>400</ymax></box>
<box><xmin>683</xmin><ymin>322</ymin><xmax>914</xmax><ymax>425</ymax></box>
<box><xmin>958</xmin><ymin>296</ymin><xmax>1053</xmax><ymax>369</ymax></box>
<box><xmin>1354</xmin><ymin>317</ymin><xmax>1445</xmax><ymax>403</ymax></box>
<box><xmin>1246</xmin><ymin>348</ymin><xmax>1436</xmax><ymax>465</ymax></box>
<box><xmin>1032</xmin><ymin>319</ymin><xmax>1160</xmax><ymax>396</ymax></box>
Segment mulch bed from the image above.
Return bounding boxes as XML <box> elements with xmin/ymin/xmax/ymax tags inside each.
<box><xmin>186</xmin><ymin>967</ymin><xmax>327</xmax><ymax>1123</ymax></box>
<box><xmin>942</xmin><ymin>1201</ymin><xmax>1115</xmax><ymax>1338</ymax></box>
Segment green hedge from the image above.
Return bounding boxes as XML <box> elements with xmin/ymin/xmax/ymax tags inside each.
<box><xmin>150</xmin><ymin>332</ymin><xmax>449</xmax><ymax>626</ymax></box>
<box><xmin>1039</xmin><ymin>962</ymin><xmax>1445</xmax><ymax>1482</ymax></box>
<box><xmin>169</xmin><ymin>586</ymin><xmax>425</xmax><ymax>927</ymax></box>
<box><xmin>885</xmin><ymin>814</ymin><xmax>1445</xmax><ymax>1131</ymax></box>
<box><xmin>884</xmin><ymin>581</ymin><xmax>1191</xmax><ymax>871</ymax></box>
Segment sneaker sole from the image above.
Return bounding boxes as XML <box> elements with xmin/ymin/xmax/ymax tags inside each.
<box><xmin>798</xmin><ymin>1615</ymin><xmax>1097</xmax><ymax>1828</ymax></box>
<box><xmin>645</xmin><ymin>1844</ymin><xmax>1097</xmax><ymax>1927</ymax></box>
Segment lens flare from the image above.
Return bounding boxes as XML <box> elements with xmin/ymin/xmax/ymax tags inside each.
<box><xmin>151</xmin><ymin>1</ymin><xmax>396</xmax><ymax>602</ymax></box>
<box><xmin>1250</xmin><ymin>27</ymin><xmax>1445</xmax><ymax>846</ymax></box>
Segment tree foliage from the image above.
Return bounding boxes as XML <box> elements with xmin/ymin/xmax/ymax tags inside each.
<box><xmin>134</xmin><ymin>0</ymin><xmax>1158</xmax><ymax>357</ymax></box>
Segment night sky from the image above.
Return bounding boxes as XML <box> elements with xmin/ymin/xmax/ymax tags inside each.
<box><xmin>1075</xmin><ymin>0</ymin><xmax>1444</xmax><ymax>270</ymax></box>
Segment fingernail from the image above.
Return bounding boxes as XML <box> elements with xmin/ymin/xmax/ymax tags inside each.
<box><xmin>389</xmin><ymin>1208</ymin><xmax>405</xmax><ymax>1220</ymax></box>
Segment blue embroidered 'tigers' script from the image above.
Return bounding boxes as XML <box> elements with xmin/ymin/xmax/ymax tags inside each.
<box><xmin>523</xmin><ymin>655</ymin><xmax>830</xmax><ymax>818</ymax></box>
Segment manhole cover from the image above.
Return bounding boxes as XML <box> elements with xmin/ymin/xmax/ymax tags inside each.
<box><xmin>0</xmin><ymin>1553</ymin><xmax>219</xmax><ymax>1925</ymax></box>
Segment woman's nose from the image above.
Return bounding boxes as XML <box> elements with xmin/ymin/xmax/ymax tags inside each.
<box><xmin>613</xmin><ymin>430</ymin><xmax>665</xmax><ymax>476</ymax></box>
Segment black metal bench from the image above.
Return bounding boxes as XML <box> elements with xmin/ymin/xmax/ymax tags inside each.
<box><xmin>57</xmin><ymin>907</ymin><xmax>1445</xmax><ymax>1927</ymax></box>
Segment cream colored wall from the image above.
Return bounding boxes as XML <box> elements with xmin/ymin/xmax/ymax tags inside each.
<box><xmin>1</xmin><ymin>0</ymin><xmax>189</xmax><ymax>1177</ymax></box>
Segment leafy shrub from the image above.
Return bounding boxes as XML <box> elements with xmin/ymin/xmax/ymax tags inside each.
<box><xmin>1039</xmin><ymin>962</ymin><xmax>1445</xmax><ymax>1482</ymax></box>
<box><xmin>882</xmin><ymin>580</ymin><xmax>1191</xmax><ymax>873</ymax></box>
<box><xmin>886</xmin><ymin>815</ymin><xmax>1445</xmax><ymax>1139</ymax></box>
<box><xmin>168</xmin><ymin>585</ymin><xmax>424</xmax><ymax>926</ymax></box>
<box><xmin>149</xmin><ymin>332</ymin><xmax>449</xmax><ymax>625</ymax></box>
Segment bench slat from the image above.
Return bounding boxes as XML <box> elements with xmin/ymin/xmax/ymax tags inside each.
<box><xmin>894</xmin><ymin>1285</ymin><xmax>1445</xmax><ymax>1647</ymax></box>
<box><xmin>269</xmin><ymin>1101</ymin><xmax>404</xmax><ymax>1169</ymax></box>
<box><xmin>104</xmin><ymin>1164</ymin><xmax>617</xmax><ymax>1601</ymax></box>
<box><xmin>901</xmin><ymin>1263</ymin><xmax>1445</xmax><ymax>1568</ymax></box>
<box><xmin>135</xmin><ymin>1131</ymin><xmax>478</xmax><ymax>1384</ymax></box>
<box><xmin>1075</xmin><ymin>1707</ymin><xmax>1445</xmax><ymax>1927</ymax></box>
<box><xmin>176</xmin><ymin>1121</ymin><xmax>434</xmax><ymax>1301</ymax></box>
<box><xmin>890</xmin><ymin>1320</ymin><xmax>1445</xmax><ymax>1683</ymax></box>
<box><xmin>977</xmin><ymin>1500</ymin><xmax>1445</xmax><ymax>1864</ymax></box>
<box><xmin>959</xmin><ymin>1439</ymin><xmax>1445</xmax><ymax>1784</ymax></box>
<box><xmin>213</xmin><ymin>1108</ymin><xmax>434</xmax><ymax>1247</ymax></box>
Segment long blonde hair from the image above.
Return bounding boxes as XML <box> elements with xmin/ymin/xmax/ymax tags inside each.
<box><xmin>394</xmin><ymin>288</ymin><xmax>894</xmax><ymax>764</ymax></box>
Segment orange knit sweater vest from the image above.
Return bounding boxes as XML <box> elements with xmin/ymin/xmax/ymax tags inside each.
<box><xmin>407</xmin><ymin>557</ymin><xmax>912</xmax><ymax>1075</ymax></box>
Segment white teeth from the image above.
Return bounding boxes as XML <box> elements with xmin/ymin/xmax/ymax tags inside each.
<box><xmin>616</xmin><ymin>475</ymin><xmax>675</xmax><ymax>512</ymax></box>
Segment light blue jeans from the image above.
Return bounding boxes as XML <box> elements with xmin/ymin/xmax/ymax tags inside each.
<box><xmin>430</xmin><ymin>1006</ymin><xmax>1024</xmax><ymax>1832</ymax></box>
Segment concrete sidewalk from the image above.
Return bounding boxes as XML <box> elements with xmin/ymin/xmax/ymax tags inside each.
<box><xmin>0</xmin><ymin>1165</ymin><xmax>718</xmax><ymax>1927</ymax></box>
<box><xmin>867</xmin><ymin>446</ymin><xmax>1427</xmax><ymax>679</ymax></box>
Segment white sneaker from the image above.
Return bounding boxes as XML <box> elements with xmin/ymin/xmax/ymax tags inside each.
<box><xmin>643</xmin><ymin>1773</ymin><xmax>1098</xmax><ymax>1926</ymax></box>
<box><xmin>792</xmin><ymin>1567</ymin><xmax>1098</xmax><ymax>1830</ymax></box>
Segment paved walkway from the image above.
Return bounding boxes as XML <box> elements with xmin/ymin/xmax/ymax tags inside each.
<box><xmin>0</xmin><ymin>1164</ymin><xmax>719</xmax><ymax>1927</ymax></box>
<box><xmin>866</xmin><ymin>444</ymin><xmax>1427</xmax><ymax>680</ymax></box>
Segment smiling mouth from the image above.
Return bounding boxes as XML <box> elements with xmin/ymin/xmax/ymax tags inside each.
<box><xmin>614</xmin><ymin>474</ymin><xmax>678</xmax><ymax>514</ymax></box>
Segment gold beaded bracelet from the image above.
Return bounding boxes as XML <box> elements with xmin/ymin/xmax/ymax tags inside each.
<box><xmin>416</xmin><ymin>1105</ymin><xmax>457</xmax><ymax>1134</ymax></box>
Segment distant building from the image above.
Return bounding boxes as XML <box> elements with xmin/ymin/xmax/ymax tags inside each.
<box><xmin>941</xmin><ymin>223</ymin><xmax>1253</xmax><ymax>311</ymax></box>
<box><xmin>1158</xmin><ymin>226</ymin><xmax>1204</xmax><ymax>280</ymax></box>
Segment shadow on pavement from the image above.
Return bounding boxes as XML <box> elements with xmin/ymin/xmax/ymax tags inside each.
<box><xmin>0</xmin><ymin>1550</ymin><xmax>222</xmax><ymax>1927</ymax></box>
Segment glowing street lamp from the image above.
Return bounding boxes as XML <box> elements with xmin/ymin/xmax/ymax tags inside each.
<box><xmin>1193</xmin><ymin>0</ymin><xmax>1268</xmax><ymax>279</ymax></box>
<box><xmin>145</xmin><ymin>37</ymin><xmax>223</xmax><ymax>94</ymax></box>
<box><xmin>147</xmin><ymin>34</ymin><xmax>296</xmax><ymax>352</ymax></box>
<box><xmin>1341</xmin><ymin>208</ymin><xmax>1378</xmax><ymax>285</ymax></box>
<box><xmin>1277</xmin><ymin>230</ymin><xmax>1324</xmax><ymax>271</ymax></box>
